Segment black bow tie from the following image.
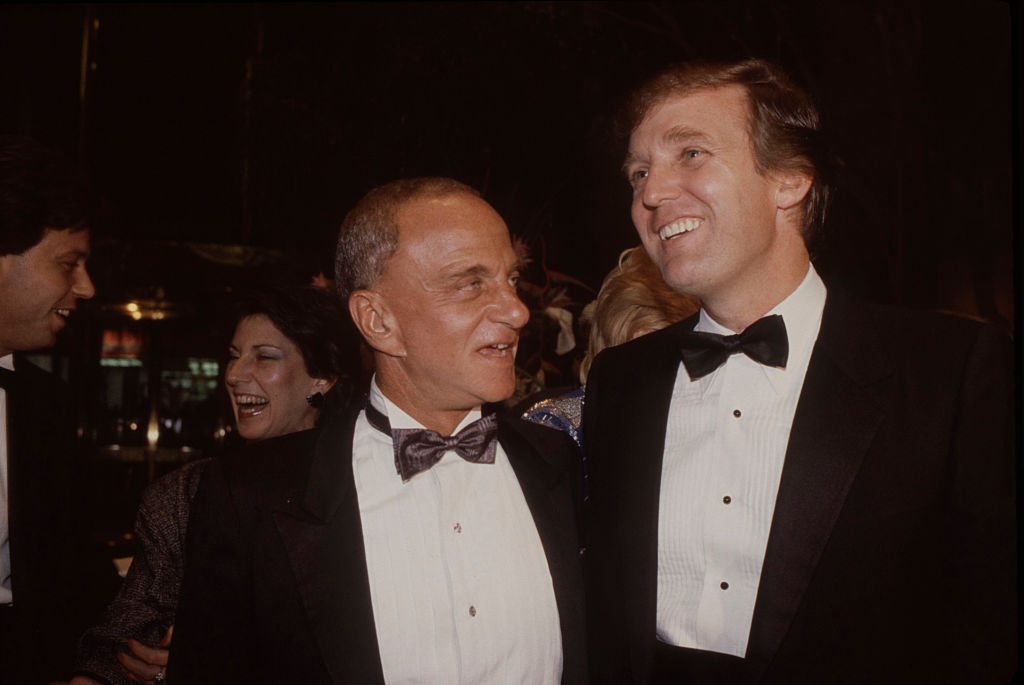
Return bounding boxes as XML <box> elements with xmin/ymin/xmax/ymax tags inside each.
<box><xmin>0</xmin><ymin>366</ymin><xmax>15</xmax><ymax>390</ymax></box>
<box><xmin>364</xmin><ymin>402</ymin><xmax>498</xmax><ymax>483</ymax></box>
<box><xmin>678</xmin><ymin>314</ymin><xmax>789</xmax><ymax>380</ymax></box>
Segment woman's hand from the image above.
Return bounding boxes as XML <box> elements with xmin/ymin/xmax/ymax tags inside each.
<box><xmin>118</xmin><ymin>626</ymin><xmax>172</xmax><ymax>683</ymax></box>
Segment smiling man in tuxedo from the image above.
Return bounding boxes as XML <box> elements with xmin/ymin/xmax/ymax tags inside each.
<box><xmin>170</xmin><ymin>177</ymin><xmax>587</xmax><ymax>684</ymax></box>
<box><xmin>583</xmin><ymin>59</ymin><xmax>1016</xmax><ymax>684</ymax></box>
<box><xmin>0</xmin><ymin>135</ymin><xmax>114</xmax><ymax>684</ymax></box>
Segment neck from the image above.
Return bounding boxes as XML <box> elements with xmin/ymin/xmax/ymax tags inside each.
<box><xmin>702</xmin><ymin>257</ymin><xmax>810</xmax><ymax>333</ymax></box>
<box><xmin>375</xmin><ymin>368</ymin><xmax>472</xmax><ymax>436</ymax></box>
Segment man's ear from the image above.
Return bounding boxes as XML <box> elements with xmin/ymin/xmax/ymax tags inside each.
<box><xmin>774</xmin><ymin>168</ymin><xmax>813</xmax><ymax>211</ymax></box>
<box><xmin>348</xmin><ymin>290</ymin><xmax>406</xmax><ymax>357</ymax></box>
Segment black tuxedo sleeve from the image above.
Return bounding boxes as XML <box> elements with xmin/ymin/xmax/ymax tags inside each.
<box><xmin>941</xmin><ymin>322</ymin><xmax>1017</xmax><ymax>680</ymax></box>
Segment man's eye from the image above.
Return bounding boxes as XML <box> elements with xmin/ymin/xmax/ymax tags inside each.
<box><xmin>630</xmin><ymin>168</ymin><xmax>649</xmax><ymax>183</ymax></box>
<box><xmin>509</xmin><ymin>274</ymin><xmax>520</xmax><ymax>287</ymax></box>
<box><xmin>684</xmin><ymin>149</ymin><xmax>703</xmax><ymax>160</ymax></box>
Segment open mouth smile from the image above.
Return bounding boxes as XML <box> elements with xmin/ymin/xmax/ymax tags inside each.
<box><xmin>480</xmin><ymin>342</ymin><xmax>515</xmax><ymax>358</ymax></box>
<box><xmin>233</xmin><ymin>393</ymin><xmax>269</xmax><ymax>418</ymax></box>
<box><xmin>658</xmin><ymin>218</ymin><xmax>703</xmax><ymax>240</ymax></box>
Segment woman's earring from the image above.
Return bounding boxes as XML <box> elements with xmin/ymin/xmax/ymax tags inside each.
<box><xmin>305</xmin><ymin>392</ymin><xmax>324</xmax><ymax>408</ymax></box>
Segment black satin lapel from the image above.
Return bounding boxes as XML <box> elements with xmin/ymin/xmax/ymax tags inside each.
<box><xmin>746</xmin><ymin>294</ymin><xmax>890</xmax><ymax>676</ymax></box>
<box><xmin>602</xmin><ymin>325</ymin><xmax>686</xmax><ymax>679</ymax></box>
<box><xmin>499</xmin><ymin>416</ymin><xmax>566</xmax><ymax>489</ymax></box>
<box><xmin>302</xmin><ymin>409</ymin><xmax>360</xmax><ymax>521</ymax></box>
<box><xmin>274</xmin><ymin>409</ymin><xmax>385</xmax><ymax>685</ymax></box>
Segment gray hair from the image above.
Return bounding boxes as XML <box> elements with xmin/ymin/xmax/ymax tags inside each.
<box><xmin>334</xmin><ymin>177</ymin><xmax>481</xmax><ymax>301</ymax></box>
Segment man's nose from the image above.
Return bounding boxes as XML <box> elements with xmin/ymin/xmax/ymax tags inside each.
<box><xmin>73</xmin><ymin>265</ymin><xmax>96</xmax><ymax>299</ymax></box>
<box><xmin>640</xmin><ymin>164</ymin><xmax>680</xmax><ymax>208</ymax></box>
<box><xmin>496</xmin><ymin>284</ymin><xmax>530</xmax><ymax>330</ymax></box>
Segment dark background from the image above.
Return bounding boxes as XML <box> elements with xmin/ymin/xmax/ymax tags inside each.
<box><xmin>0</xmin><ymin>0</ymin><xmax>1018</xmax><ymax>555</ymax></box>
<box><xmin>0</xmin><ymin>2</ymin><xmax>1019</xmax><ymax>669</ymax></box>
<box><xmin>0</xmin><ymin>1</ymin><xmax>1015</xmax><ymax>325</ymax></box>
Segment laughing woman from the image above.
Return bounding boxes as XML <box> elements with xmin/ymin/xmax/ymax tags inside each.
<box><xmin>72</xmin><ymin>285</ymin><xmax>358</xmax><ymax>685</ymax></box>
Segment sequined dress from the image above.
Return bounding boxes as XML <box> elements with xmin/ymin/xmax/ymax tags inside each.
<box><xmin>521</xmin><ymin>387</ymin><xmax>584</xmax><ymax>449</ymax></box>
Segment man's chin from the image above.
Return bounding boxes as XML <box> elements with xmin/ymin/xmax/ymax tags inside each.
<box><xmin>476</xmin><ymin>383</ymin><xmax>517</xmax><ymax>408</ymax></box>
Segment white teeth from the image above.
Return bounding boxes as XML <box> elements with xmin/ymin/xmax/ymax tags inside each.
<box><xmin>234</xmin><ymin>394</ymin><xmax>268</xmax><ymax>406</ymax></box>
<box><xmin>487</xmin><ymin>343</ymin><xmax>511</xmax><ymax>357</ymax></box>
<box><xmin>54</xmin><ymin>309</ymin><xmax>70</xmax><ymax>319</ymax></box>
<box><xmin>658</xmin><ymin>218</ymin><xmax>702</xmax><ymax>240</ymax></box>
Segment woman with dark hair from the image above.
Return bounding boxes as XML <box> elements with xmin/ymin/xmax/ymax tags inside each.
<box><xmin>72</xmin><ymin>285</ymin><xmax>357</xmax><ymax>685</ymax></box>
<box><xmin>225</xmin><ymin>284</ymin><xmax>357</xmax><ymax>438</ymax></box>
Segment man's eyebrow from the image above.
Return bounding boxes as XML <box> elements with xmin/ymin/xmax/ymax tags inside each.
<box><xmin>442</xmin><ymin>263</ymin><xmax>491</xmax><ymax>281</ymax></box>
<box><xmin>441</xmin><ymin>260</ymin><xmax>522</xmax><ymax>283</ymax></box>
<box><xmin>621</xmin><ymin>127</ymin><xmax>712</xmax><ymax>177</ymax></box>
<box><xmin>621</xmin><ymin>153</ymin><xmax>641</xmax><ymax>178</ymax></box>
<box><xmin>57</xmin><ymin>249</ymin><xmax>90</xmax><ymax>260</ymax></box>
<box><xmin>663</xmin><ymin>125</ymin><xmax>711</xmax><ymax>146</ymax></box>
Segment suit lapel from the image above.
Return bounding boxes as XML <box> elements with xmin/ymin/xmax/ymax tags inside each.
<box><xmin>606</xmin><ymin>320</ymin><xmax>692</xmax><ymax>680</ymax></box>
<box><xmin>500</xmin><ymin>415</ymin><xmax>588</xmax><ymax>685</ymax></box>
<box><xmin>5</xmin><ymin>357</ymin><xmax>71</xmax><ymax>608</ymax></box>
<box><xmin>273</xmin><ymin>408</ymin><xmax>385</xmax><ymax>685</ymax></box>
<box><xmin>745</xmin><ymin>292</ymin><xmax>892</xmax><ymax>677</ymax></box>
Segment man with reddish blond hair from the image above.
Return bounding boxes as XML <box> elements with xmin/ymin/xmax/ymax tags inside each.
<box><xmin>584</xmin><ymin>59</ymin><xmax>1015</xmax><ymax>684</ymax></box>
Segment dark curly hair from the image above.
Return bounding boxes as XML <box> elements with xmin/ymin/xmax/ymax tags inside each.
<box><xmin>229</xmin><ymin>284</ymin><xmax>362</xmax><ymax>417</ymax></box>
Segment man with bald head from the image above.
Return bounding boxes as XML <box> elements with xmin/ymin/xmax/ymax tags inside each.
<box><xmin>171</xmin><ymin>178</ymin><xmax>586</xmax><ymax>684</ymax></box>
<box><xmin>584</xmin><ymin>59</ymin><xmax>1015</xmax><ymax>684</ymax></box>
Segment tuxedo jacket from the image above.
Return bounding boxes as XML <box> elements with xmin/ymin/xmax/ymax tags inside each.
<box><xmin>0</xmin><ymin>355</ymin><xmax>119</xmax><ymax>685</ymax></box>
<box><xmin>169</xmin><ymin>404</ymin><xmax>588</xmax><ymax>684</ymax></box>
<box><xmin>583</xmin><ymin>291</ymin><xmax>1016</xmax><ymax>685</ymax></box>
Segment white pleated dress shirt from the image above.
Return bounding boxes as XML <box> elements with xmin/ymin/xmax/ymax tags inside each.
<box><xmin>352</xmin><ymin>378</ymin><xmax>562</xmax><ymax>685</ymax></box>
<box><xmin>657</xmin><ymin>266</ymin><xmax>826</xmax><ymax>657</ymax></box>
<box><xmin>0</xmin><ymin>353</ymin><xmax>14</xmax><ymax>604</ymax></box>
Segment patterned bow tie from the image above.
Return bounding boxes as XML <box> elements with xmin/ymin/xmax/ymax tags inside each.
<box><xmin>678</xmin><ymin>314</ymin><xmax>789</xmax><ymax>380</ymax></box>
<box><xmin>364</xmin><ymin>402</ymin><xmax>498</xmax><ymax>483</ymax></box>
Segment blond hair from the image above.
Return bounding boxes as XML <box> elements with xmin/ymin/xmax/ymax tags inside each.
<box><xmin>621</xmin><ymin>58</ymin><xmax>833</xmax><ymax>247</ymax></box>
<box><xmin>579</xmin><ymin>246</ymin><xmax>699</xmax><ymax>382</ymax></box>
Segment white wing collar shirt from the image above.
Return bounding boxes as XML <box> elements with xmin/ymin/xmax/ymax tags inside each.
<box><xmin>657</xmin><ymin>265</ymin><xmax>827</xmax><ymax>657</ymax></box>
<box><xmin>352</xmin><ymin>377</ymin><xmax>563</xmax><ymax>684</ymax></box>
<box><xmin>0</xmin><ymin>353</ymin><xmax>14</xmax><ymax>605</ymax></box>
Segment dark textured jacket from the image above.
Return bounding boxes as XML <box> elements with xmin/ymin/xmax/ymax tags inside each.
<box><xmin>74</xmin><ymin>458</ymin><xmax>209</xmax><ymax>685</ymax></box>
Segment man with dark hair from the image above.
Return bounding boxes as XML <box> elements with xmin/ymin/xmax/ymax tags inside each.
<box><xmin>0</xmin><ymin>135</ymin><xmax>113</xmax><ymax>684</ymax></box>
<box><xmin>170</xmin><ymin>178</ymin><xmax>587</xmax><ymax>684</ymax></box>
<box><xmin>584</xmin><ymin>59</ymin><xmax>1015</xmax><ymax>684</ymax></box>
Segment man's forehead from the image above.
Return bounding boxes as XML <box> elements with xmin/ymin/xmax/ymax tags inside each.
<box><xmin>396</xmin><ymin>194</ymin><xmax>505</xmax><ymax>240</ymax></box>
<box><xmin>627</xmin><ymin>85</ymin><xmax>753</xmax><ymax>159</ymax></box>
<box><xmin>397</xmin><ymin>191</ymin><xmax>490</xmax><ymax>220</ymax></box>
<box><xmin>41</xmin><ymin>226</ymin><xmax>91</xmax><ymax>255</ymax></box>
<box><xmin>641</xmin><ymin>85</ymin><xmax>750</xmax><ymax>132</ymax></box>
